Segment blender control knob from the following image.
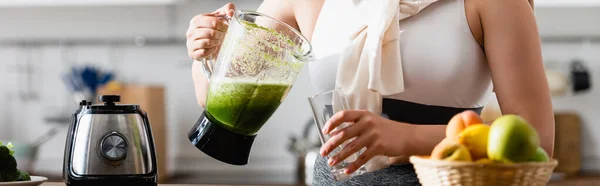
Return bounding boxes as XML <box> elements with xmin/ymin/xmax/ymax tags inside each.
<box><xmin>100</xmin><ymin>133</ymin><xmax>128</xmax><ymax>161</ymax></box>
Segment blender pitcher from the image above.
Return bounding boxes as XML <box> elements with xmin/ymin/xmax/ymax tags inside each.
<box><xmin>188</xmin><ymin>10</ymin><xmax>313</xmax><ymax>165</ymax></box>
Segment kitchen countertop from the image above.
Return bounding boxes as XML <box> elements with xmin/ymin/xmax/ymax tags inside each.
<box><xmin>547</xmin><ymin>175</ymin><xmax>600</xmax><ymax>186</ymax></box>
<box><xmin>41</xmin><ymin>183</ymin><xmax>281</xmax><ymax>186</ymax></box>
<box><xmin>41</xmin><ymin>176</ymin><xmax>600</xmax><ymax>186</ymax></box>
<box><xmin>42</xmin><ymin>182</ymin><xmax>309</xmax><ymax>186</ymax></box>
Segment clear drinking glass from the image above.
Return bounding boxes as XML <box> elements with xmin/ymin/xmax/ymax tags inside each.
<box><xmin>307</xmin><ymin>88</ymin><xmax>368</xmax><ymax>181</ymax></box>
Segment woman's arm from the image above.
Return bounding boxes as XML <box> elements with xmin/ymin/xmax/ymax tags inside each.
<box><xmin>391</xmin><ymin>125</ymin><xmax>446</xmax><ymax>163</ymax></box>
<box><xmin>189</xmin><ymin>0</ymin><xmax>298</xmax><ymax>107</ymax></box>
<box><xmin>478</xmin><ymin>0</ymin><xmax>554</xmax><ymax>156</ymax></box>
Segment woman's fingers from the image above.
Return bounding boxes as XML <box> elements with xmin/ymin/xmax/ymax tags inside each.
<box><xmin>186</xmin><ymin>28</ymin><xmax>225</xmax><ymax>41</ymax></box>
<box><xmin>187</xmin><ymin>37</ymin><xmax>222</xmax><ymax>59</ymax></box>
<box><xmin>320</xmin><ymin>125</ymin><xmax>360</xmax><ymax>156</ymax></box>
<box><xmin>195</xmin><ymin>39</ymin><xmax>222</xmax><ymax>48</ymax></box>
<box><xmin>327</xmin><ymin>136</ymin><xmax>369</xmax><ymax>166</ymax></box>
<box><xmin>214</xmin><ymin>3</ymin><xmax>236</xmax><ymax>17</ymax></box>
<box><xmin>189</xmin><ymin>47</ymin><xmax>219</xmax><ymax>60</ymax></box>
<box><xmin>185</xmin><ymin>27</ymin><xmax>224</xmax><ymax>60</ymax></box>
<box><xmin>323</xmin><ymin>110</ymin><xmax>367</xmax><ymax>134</ymax></box>
<box><xmin>186</xmin><ymin>3</ymin><xmax>235</xmax><ymax>60</ymax></box>
<box><xmin>321</xmin><ymin>115</ymin><xmax>370</xmax><ymax>156</ymax></box>
<box><xmin>344</xmin><ymin>147</ymin><xmax>377</xmax><ymax>174</ymax></box>
<box><xmin>189</xmin><ymin>14</ymin><xmax>229</xmax><ymax>32</ymax></box>
<box><xmin>186</xmin><ymin>13</ymin><xmax>228</xmax><ymax>60</ymax></box>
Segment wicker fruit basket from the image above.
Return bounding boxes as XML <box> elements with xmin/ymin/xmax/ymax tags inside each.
<box><xmin>410</xmin><ymin>156</ymin><xmax>558</xmax><ymax>186</ymax></box>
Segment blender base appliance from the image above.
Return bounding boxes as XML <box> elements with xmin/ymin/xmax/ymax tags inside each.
<box><xmin>63</xmin><ymin>95</ymin><xmax>158</xmax><ymax>186</ymax></box>
<box><xmin>188</xmin><ymin>111</ymin><xmax>256</xmax><ymax>165</ymax></box>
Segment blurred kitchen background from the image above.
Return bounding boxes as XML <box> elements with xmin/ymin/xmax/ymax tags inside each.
<box><xmin>0</xmin><ymin>0</ymin><xmax>598</xmax><ymax>185</ymax></box>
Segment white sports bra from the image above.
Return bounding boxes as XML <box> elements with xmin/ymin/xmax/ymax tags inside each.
<box><xmin>309</xmin><ymin>0</ymin><xmax>493</xmax><ymax>108</ymax></box>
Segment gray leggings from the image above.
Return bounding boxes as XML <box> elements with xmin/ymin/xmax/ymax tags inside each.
<box><xmin>312</xmin><ymin>155</ymin><xmax>421</xmax><ymax>186</ymax></box>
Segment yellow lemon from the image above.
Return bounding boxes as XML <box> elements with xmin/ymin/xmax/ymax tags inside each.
<box><xmin>458</xmin><ymin>124</ymin><xmax>490</xmax><ymax>160</ymax></box>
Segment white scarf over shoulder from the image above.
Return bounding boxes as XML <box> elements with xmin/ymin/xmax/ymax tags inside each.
<box><xmin>314</xmin><ymin>0</ymin><xmax>441</xmax><ymax>114</ymax></box>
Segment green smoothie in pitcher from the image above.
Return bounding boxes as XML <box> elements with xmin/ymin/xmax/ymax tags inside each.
<box><xmin>205</xmin><ymin>78</ymin><xmax>291</xmax><ymax>136</ymax></box>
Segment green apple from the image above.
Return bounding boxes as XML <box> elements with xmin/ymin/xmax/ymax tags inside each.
<box><xmin>488</xmin><ymin>115</ymin><xmax>540</xmax><ymax>163</ymax></box>
<box><xmin>529</xmin><ymin>146</ymin><xmax>550</xmax><ymax>162</ymax></box>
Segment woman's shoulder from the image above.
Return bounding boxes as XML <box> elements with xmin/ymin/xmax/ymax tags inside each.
<box><xmin>257</xmin><ymin>0</ymin><xmax>299</xmax><ymax>29</ymax></box>
<box><xmin>466</xmin><ymin>0</ymin><xmax>533</xmax><ymax>46</ymax></box>
<box><xmin>288</xmin><ymin>0</ymin><xmax>325</xmax><ymax>40</ymax></box>
<box><xmin>471</xmin><ymin>0</ymin><xmax>534</xmax><ymax>14</ymax></box>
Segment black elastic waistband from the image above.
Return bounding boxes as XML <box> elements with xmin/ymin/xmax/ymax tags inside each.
<box><xmin>382</xmin><ymin>98</ymin><xmax>483</xmax><ymax>125</ymax></box>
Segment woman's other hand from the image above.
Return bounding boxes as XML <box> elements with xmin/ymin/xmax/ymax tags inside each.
<box><xmin>186</xmin><ymin>3</ymin><xmax>235</xmax><ymax>60</ymax></box>
<box><xmin>320</xmin><ymin>110</ymin><xmax>412</xmax><ymax>174</ymax></box>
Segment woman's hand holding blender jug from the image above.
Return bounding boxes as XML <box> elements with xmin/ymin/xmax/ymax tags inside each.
<box><xmin>187</xmin><ymin>3</ymin><xmax>236</xmax><ymax>107</ymax></box>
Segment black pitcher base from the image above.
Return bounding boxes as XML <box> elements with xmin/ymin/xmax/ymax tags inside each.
<box><xmin>187</xmin><ymin>111</ymin><xmax>257</xmax><ymax>165</ymax></box>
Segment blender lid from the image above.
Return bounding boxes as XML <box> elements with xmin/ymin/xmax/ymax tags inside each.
<box><xmin>79</xmin><ymin>95</ymin><xmax>140</xmax><ymax>114</ymax></box>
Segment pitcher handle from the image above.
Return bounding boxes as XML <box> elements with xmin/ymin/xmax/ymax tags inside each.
<box><xmin>200</xmin><ymin>55</ymin><xmax>215</xmax><ymax>81</ymax></box>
